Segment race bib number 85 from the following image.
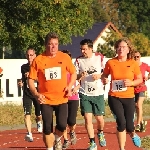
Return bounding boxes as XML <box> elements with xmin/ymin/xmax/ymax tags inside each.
<box><xmin>111</xmin><ymin>80</ymin><xmax>127</xmax><ymax>92</ymax></box>
<box><xmin>45</xmin><ymin>67</ymin><xmax>61</xmax><ymax>80</ymax></box>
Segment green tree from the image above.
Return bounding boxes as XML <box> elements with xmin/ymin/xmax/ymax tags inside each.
<box><xmin>0</xmin><ymin>4</ymin><xmax>9</xmax><ymax>58</ymax></box>
<box><xmin>1</xmin><ymin>0</ymin><xmax>94</xmax><ymax>58</ymax></box>
<box><xmin>97</xmin><ymin>30</ymin><xmax>120</xmax><ymax>58</ymax></box>
<box><xmin>128</xmin><ymin>33</ymin><xmax>150</xmax><ymax>56</ymax></box>
<box><xmin>114</xmin><ymin>0</ymin><xmax>150</xmax><ymax>38</ymax></box>
<box><xmin>90</xmin><ymin>0</ymin><xmax>119</xmax><ymax>27</ymax></box>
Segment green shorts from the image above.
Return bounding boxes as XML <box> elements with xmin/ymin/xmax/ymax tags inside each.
<box><xmin>79</xmin><ymin>93</ymin><xmax>105</xmax><ymax>116</ymax></box>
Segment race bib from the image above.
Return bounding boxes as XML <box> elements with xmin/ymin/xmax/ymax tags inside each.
<box><xmin>45</xmin><ymin>67</ymin><xmax>61</xmax><ymax>80</ymax></box>
<box><xmin>112</xmin><ymin>80</ymin><xmax>127</xmax><ymax>92</ymax></box>
<box><xmin>85</xmin><ymin>82</ymin><xmax>97</xmax><ymax>95</ymax></box>
<box><xmin>26</xmin><ymin>80</ymin><xmax>37</xmax><ymax>88</ymax></box>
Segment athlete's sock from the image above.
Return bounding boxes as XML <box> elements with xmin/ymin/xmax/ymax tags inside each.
<box><xmin>98</xmin><ymin>129</ymin><xmax>103</xmax><ymax>134</ymax></box>
<box><xmin>28</xmin><ymin>132</ymin><xmax>32</xmax><ymax>135</ymax></box>
<box><xmin>90</xmin><ymin>137</ymin><xmax>95</xmax><ymax>143</ymax></box>
<box><xmin>46</xmin><ymin>147</ymin><xmax>53</xmax><ymax>150</ymax></box>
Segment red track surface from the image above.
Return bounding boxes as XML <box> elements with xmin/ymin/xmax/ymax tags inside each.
<box><xmin>0</xmin><ymin>121</ymin><xmax>149</xmax><ymax>150</ymax></box>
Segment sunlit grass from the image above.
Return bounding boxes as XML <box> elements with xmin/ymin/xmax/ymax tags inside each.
<box><xmin>0</xmin><ymin>100</ymin><xmax>150</xmax><ymax>126</ymax></box>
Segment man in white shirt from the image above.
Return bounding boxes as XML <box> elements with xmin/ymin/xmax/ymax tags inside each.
<box><xmin>74</xmin><ymin>39</ymin><xmax>106</xmax><ymax>150</ymax></box>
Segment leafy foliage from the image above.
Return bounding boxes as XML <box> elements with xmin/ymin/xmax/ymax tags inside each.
<box><xmin>90</xmin><ymin>0</ymin><xmax>119</xmax><ymax>26</ymax></box>
<box><xmin>114</xmin><ymin>0</ymin><xmax>150</xmax><ymax>38</ymax></box>
<box><xmin>128</xmin><ymin>33</ymin><xmax>150</xmax><ymax>56</ymax></box>
<box><xmin>0</xmin><ymin>0</ymin><xmax>93</xmax><ymax>58</ymax></box>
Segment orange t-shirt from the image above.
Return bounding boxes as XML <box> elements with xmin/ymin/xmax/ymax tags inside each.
<box><xmin>29</xmin><ymin>51</ymin><xmax>76</xmax><ymax>105</ymax></box>
<box><xmin>104</xmin><ymin>57</ymin><xmax>141</xmax><ymax>98</ymax></box>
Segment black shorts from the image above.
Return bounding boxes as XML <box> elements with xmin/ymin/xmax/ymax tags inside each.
<box><xmin>135</xmin><ymin>92</ymin><xmax>145</xmax><ymax>103</ymax></box>
<box><xmin>41</xmin><ymin>103</ymin><xmax>68</xmax><ymax>134</ymax></box>
<box><xmin>23</xmin><ymin>95</ymin><xmax>41</xmax><ymax>116</ymax></box>
<box><xmin>67</xmin><ymin>100</ymin><xmax>79</xmax><ymax>126</ymax></box>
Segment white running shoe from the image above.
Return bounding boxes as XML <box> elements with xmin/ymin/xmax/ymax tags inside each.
<box><xmin>25</xmin><ymin>133</ymin><xmax>33</xmax><ymax>142</ymax></box>
<box><xmin>37</xmin><ymin>121</ymin><xmax>43</xmax><ymax>133</ymax></box>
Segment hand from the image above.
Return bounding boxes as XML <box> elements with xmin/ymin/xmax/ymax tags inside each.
<box><xmin>72</xmin><ymin>87</ymin><xmax>78</xmax><ymax>95</ymax></box>
<box><xmin>102</xmin><ymin>78</ymin><xmax>109</xmax><ymax>85</ymax></box>
<box><xmin>18</xmin><ymin>80</ymin><xmax>23</xmax><ymax>87</ymax></box>
<box><xmin>25</xmin><ymin>72</ymin><xmax>29</xmax><ymax>78</ymax></box>
<box><xmin>124</xmin><ymin>79</ymin><xmax>132</xmax><ymax>87</ymax></box>
<box><xmin>92</xmin><ymin>74</ymin><xmax>101</xmax><ymax>80</ymax></box>
<box><xmin>64</xmin><ymin>86</ymin><xmax>72</xmax><ymax>97</ymax></box>
<box><xmin>36</xmin><ymin>93</ymin><xmax>46</xmax><ymax>104</ymax></box>
<box><xmin>78</xmin><ymin>71</ymin><xmax>87</xmax><ymax>81</ymax></box>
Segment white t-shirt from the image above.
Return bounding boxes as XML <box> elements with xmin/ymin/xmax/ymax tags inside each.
<box><xmin>75</xmin><ymin>53</ymin><xmax>104</xmax><ymax>96</ymax></box>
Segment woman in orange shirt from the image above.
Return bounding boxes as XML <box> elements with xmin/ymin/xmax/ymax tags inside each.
<box><xmin>102</xmin><ymin>37</ymin><xmax>142</xmax><ymax>150</ymax></box>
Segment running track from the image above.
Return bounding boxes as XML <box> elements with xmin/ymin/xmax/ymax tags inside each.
<box><xmin>0</xmin><ymin>121</ymin><xmax>150</xmax><ymax>150</ymax></box>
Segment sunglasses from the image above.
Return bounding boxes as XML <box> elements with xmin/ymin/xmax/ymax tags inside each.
<box><xmin>134</xmin><ymin>56</ymin><xmax>140</xmax><ymax>58</ymax></box>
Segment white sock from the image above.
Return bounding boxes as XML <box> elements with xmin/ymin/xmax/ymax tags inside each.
<box><xmin>28</xmin><ymin>132</ymin><xmax>32</xmax><ymax>135</ymax></box>
<box><xmin>46</xmin><ymin>147</ymin><xmax>53</xmax><ymax>150</ymax></box>
<box><xmin>55</xmin><ymin>134</ymin><xmax>61</xmax><ymax>142</ymax></box>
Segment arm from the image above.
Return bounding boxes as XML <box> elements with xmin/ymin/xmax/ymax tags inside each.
<box><xmin>66</xmin><ymin>56</ymin><xmax>77</xmax><ymax>89</ymax></box>
<box><xmin>146</xmin><ymin>64</ymin><xmax>150</xmax><ymax>80</ymax></box>
<box><xmin>77</xmin><ymin>74</ymin><xmax>82</xmax><ymax>80</ymax></box>
<box><xmin>101</xmin><ymin>61</ymin><xmax>110</xmax><ymax>84</ymax></box>
<box><xmin>148</xmin><ymin>73</ymin><xmax>150</xmax><ymax>80</ymax></box>
<box><xmin>132</xmin><ymin>74</ymin><xmax>142</xmax><ymax>86</ymax></box>
<box><xmin>68</xmin><ymin>72</ymin><xmax>77</xmax><ymax>89</ymax></box>
<box><xmin>28</xmin><ymin>78</ymin><xmax>39</xmax><ymax>96</ymax></box>
<box><xmin>28</xmin><ymin>60</ymin><xmax>39</xmax><ymax>97</ymax></box>
<box><xmin>72</xmin><ymin>83</ymin><xmax>80</xmax><ymax>95</ymax></box>
<box><xmin>18</xmin><ymin>79</ymin><xmax>24</xmax><ymax>87</ymax></box>
<box><xmin>132</xmin><ymin>62</ymin><xmax>143</xmax><ymax>86</ymax></box>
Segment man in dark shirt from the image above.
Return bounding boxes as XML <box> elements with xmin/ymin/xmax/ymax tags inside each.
<box><xmin>18</xmin><ymin>48</ymin><xmax>42</xmax><ymax>142</ymax></box>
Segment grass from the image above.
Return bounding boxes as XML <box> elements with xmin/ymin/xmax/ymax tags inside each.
<box><xmin>0</xmin><ymin>101</ymin><xmax>113</xmax><ymax>126</ymax></box>
<box><xmin>0</xmin><ymin>100</ymin><xmax>150</xmax><ymax>126</ymax></box>
<box><xmin>141</xmin><ymin>136</ymin><xmax>150</xmax><ymax>149</ymax></box>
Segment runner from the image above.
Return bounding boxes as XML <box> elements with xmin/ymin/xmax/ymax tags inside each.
<box><xmin>18</xmin><ymin>48</ymin><xmax>42</xmax><ymax>142</ymax></box>
<box><xmin>102</xmin><ymin>37</ymin><xmax>142</xmax><ymax>150</ymax></box>
<box><xmin>75</xmin><ymin>39</ymin><xmax>106</xmax><ymax>150</ymax></box>
<box><xmin>61</xmin><ymin>50</ymin><xmax>80</xmax><ymax>149</ymax></box>
<box><xmin>28</xmin><ymin>32</ymin><xmax>77</xmax><ymax>150</ymax></box>
<box><xmin>134</xmin><ymin>51</ymin><xmax>150</xmax><ymax>132</ymax></box>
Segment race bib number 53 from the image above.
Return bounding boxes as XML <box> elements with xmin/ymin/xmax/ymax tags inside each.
<box><xmin>45</xmin><ymin>67</ymin><xmax>61</xmax><ymax>80</ymax></box>
<box><xmin>111</xmin><ymin>80</ymin><xmax>127</xmax><ymax>92</ymax></box>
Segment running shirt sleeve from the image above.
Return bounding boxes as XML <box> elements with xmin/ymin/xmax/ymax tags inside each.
<box><xmin>103</xmin><ymin>60</ymin><xmax>110</xmax><ymax>75</ymax></box>
<box><xmin>66</xmin><ymin>54</ymin><xmax>76</xmax><ymax>74</ymax></box>
<box><xmin>29</xmin><ymin>59</ymin><xmax>38</xmax><ymax>80</ymax></box>
<box><xmin>134</xmin><ymin>61</ymin><xmax>141</xmax><ymax>76</ymax></box>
